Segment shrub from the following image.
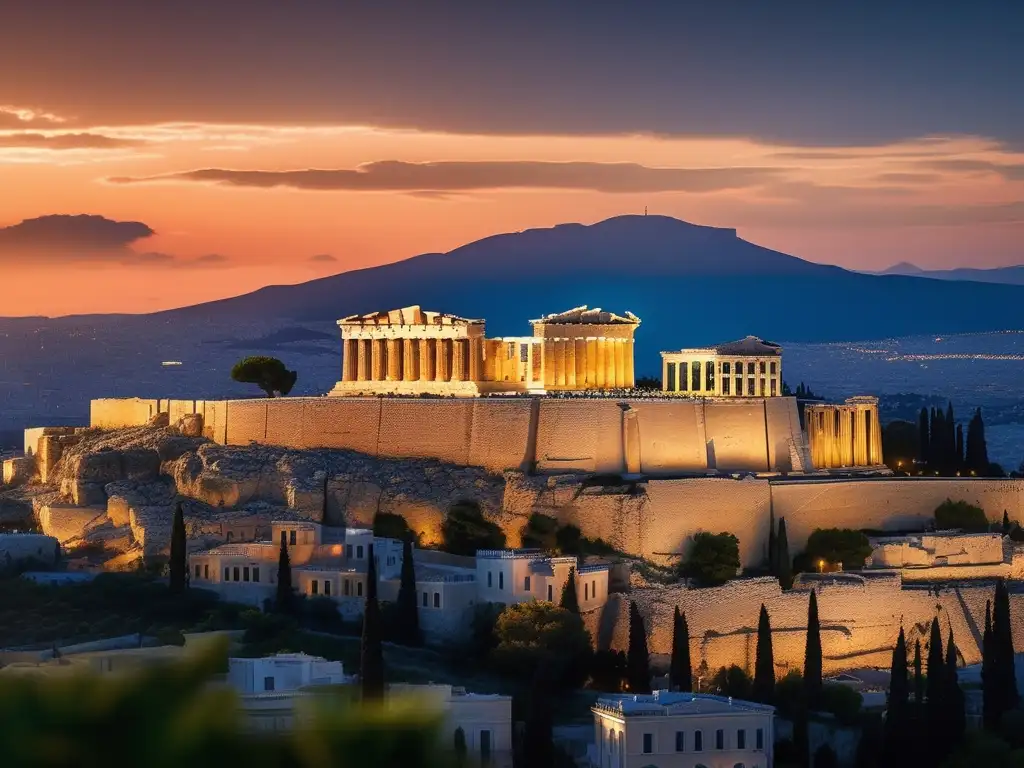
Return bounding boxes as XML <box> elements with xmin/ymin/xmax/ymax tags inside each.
<box><xmin>520</xmin><ymin>513</ymin><xmax>560</xmax><ymax>551</ymax></box>
<box><xmin>468</xmin><ymin>601</ymin><xmax>505</xmax><ymax>660</ymax></box>
<box><xmin>441</xmin><ymin>500</ymin><xmax>506</xmax><ymax>556</ymax></box>
<box><xmin>820</xmin><ymin>682</ymin><xmax>863</xmax><ymax>724</ymax></box>
<box><xmin>681</xmin><ymin>532</ymin><xmax>740</xmax><ymax>587</ymax></box>
<box><xmin>709</xmin><ymin>665</ymin><xmax>752</xmax><ymax>699</ymax></box>
<box><xmin>372</xmin><ymin>512</ymin><xmax>416</xmax><ymax>543</ymax></box>
<box><xmin>935</xmin><ymin>499</ymin><xmax>989</xmax><ymax>532</ymax></box>
<box><xmin>492</xmin><ymin>602</ymin><xmax>592</xmax><ymax>689</ymax></box>
<box><xmin>230</xmin><ymin>356</ymin><xmax>297</xmax><ymax>398</ymax></box>
<box><xmin>804</xmin><ymin>528</ymin><xmax>872</xmax><ymax>570</ymax></box>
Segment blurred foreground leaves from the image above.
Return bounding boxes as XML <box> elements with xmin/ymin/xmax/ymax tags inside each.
<box><xmin>0</xmin><ymin>637</ymin><xmax>454</xmax><ymax>768</ymax></box>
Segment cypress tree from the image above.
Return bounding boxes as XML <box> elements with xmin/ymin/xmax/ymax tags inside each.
<box><xmin>925</xmin><ymin>617</ymin><xmax>945</xmax><ymax>763</ymax></box>
<box><xmin>804</xmin><ymin>590</ymin><xmax>822</xmax><ymax>709</ymax></box>
<box><xmin>1003</xmin><ymin>511</ymin><xmax>1012</xmax><ymax>535</ymax></box>
<box><xmin>913</xmin><ymin>638</ymin><xmax>923</xmax><ymax>708</ymax></box>
<box><xmin>966</xmin><ymin>408</ymin><xmax>989</xmax><ymax>474</ymax></box>
<box><xmin>169</xmin><ymin>501</ymin><xmax>186</xmax><ymax>594</ymax></box>
<box><xmin>275</xmin><ymin>530</ymin><xmax>294</xmax><ymax>614</ymax></box>
<box><xmin>882</xmin><ymin>626</ymin><xmax>909</xmax><ymax>767</ymax></box>
<box><xmin>560</xmin><ymin>567</ymin><xmax>580</xmax><ymax>614</ymax></box>
<box><xmin>522</xmin><ymin>663</ymin><xmax>554</xmax><ymax>768</ymax></box>
<box><xmin>669</xmin><ymin>607</ymin><xmax>693</xmax><ymax>692</ymax></box>
<box><xmin>955</xmin><ymin>423</ymin><xmax>964</xmax><ymax>470</ymax></box>
<box><xmin>395</xmin><ymin>537</ymin><xmax>422</xmax><ymax>647</ymax></box>
<box><xmin>776</xmin><ymin>518</ymin><xmax>792</xmax><ymax>590</ymax></box>
<box><xmin>753</xmin><ymin>603</ymin><xmax>775</xmax><ymax>704</ymax></box>
<box><xmin>946</xmin><ymin>402</ymin><xmax>956</xmax><ymax>470</ymax></box>
<box><xmin>992</xmin><ymin>579</ymin><xmax>1019</xmax><ymax>721</ymax></box>
<box><xmin>929</xmin><ymin>408</ymin><xmax>941</xmax><ymax>470</ymax></box>
<box><xmin>918</xmin><ymin>407</ymin><xmax>930</xmax><ymax>465</ymax></box>
<box><xmin>945</xmin><ymin>627</ymin><xmax>966</xmax><ymax>753</ymax></box>
<box><xmin>983</xmin><ymin>599</ymin><xmax>995</xmax><ymax>728</ymax></box>
<box><xmin>627</xmin><ymin>601</ymin><xmax>651</xmax><ymax>694</ymax></box>
<box><xmin>360</xmin><ymin>543</ymin><xmax>385</xmax><ymax>700</ymax></box>
<box><xmin>768</xmin><ymin>505</ymin><xmax>777</xmax><ymax>574</ymax></box>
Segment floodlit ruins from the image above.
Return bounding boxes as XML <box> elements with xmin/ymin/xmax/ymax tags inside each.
<box><xmin>660</xmin><ymin>335</ymin><xmax>783</xmax><ymax>397</ymax></box>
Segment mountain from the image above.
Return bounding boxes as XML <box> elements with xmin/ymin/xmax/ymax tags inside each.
<box><xmin>5</xmin><ymin>214</ymin><xmax>1024</xmax><ymax>431</ymax></box>
<box><xmin>874</xmin><ymin>261</ymin><xmax>1024</xmax><ymax>285</ymax></box>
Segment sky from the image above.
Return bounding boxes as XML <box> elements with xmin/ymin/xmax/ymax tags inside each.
<box><xmin>1</xmin><ymin>1</ymin><xmax>1023</xmax><ymax>316</ymax></box>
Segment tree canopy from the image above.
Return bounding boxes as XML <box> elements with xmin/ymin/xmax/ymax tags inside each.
<box><xmin>681</xmin><ymin>532</ymin><xmax>740</xmax><ymax>587</ymax></box>
<box><xmin>440</xmin><ymin>500</ymin><xmax>506</xmax><ymax>556</ymax></box>
<box><xmin>491</xmin><ymin>602</ymin><xmax>592</xmax><ymax>690</ymax></box>
<box><xmin>230</xmin><ymin>356</ymin><xmax>297</xmax><ymax>398</ymax></box>
<box><xmin>935</xmin><ymin>498</ymin><xmax>989</xmax><ymax>532</ymax></box>
<box><xmin>804</xmin><ymin>528</ymin><xmax>872</xmax><ymax>570</ymax></box>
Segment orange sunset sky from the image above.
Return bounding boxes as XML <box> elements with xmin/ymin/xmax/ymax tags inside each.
<box><xmin>1</xmin><ymin>2</ymin><xmax>1022</xmax><ymax>317</ymax></box>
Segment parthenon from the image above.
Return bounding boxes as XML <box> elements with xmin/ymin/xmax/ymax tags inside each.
<box><xmin>328</xmin><ymin>305</ymin><xmax>640</xmax><ymax>397</ymax></box>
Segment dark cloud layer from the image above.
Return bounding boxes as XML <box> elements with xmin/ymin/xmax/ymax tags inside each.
<box><xmin>0</xmin><ymin>214</ymin><xmax>153</xmax><ymax>257</ymax></box>
<box><xmin>923</xmin><ymin>159</ymin><xmax>1024</xmax><ymax>180</ymax></box>
<box><xmin>110</xmin><ymin>161</ymin><xmax>784</xmax><ymax>194</ymax></box>
<box><xmin>308</xmin><ymin>254</ymin><xmax>337</xmax><ymax>263</ymax></box>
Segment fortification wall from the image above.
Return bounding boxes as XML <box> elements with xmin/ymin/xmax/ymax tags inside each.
<box><xmin>90</xmin><ymin>399</ymin><xmax>164</xmax><ymax>429</ymax></box>
<box><xmin>626</xmin><ymin>401</ymin><xmax>706</xmax><ymax>474</ymax></box>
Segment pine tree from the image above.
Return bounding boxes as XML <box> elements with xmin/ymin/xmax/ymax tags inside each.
<box><xmin>360</xmin><ymin>543</ymin><xmax>385</xmax><ymax>700</ymax></box>
<box><xmin>776</xmin><ymin>518</ymin><xmax>793</xmax><ymax>590</ymax></box>
<box><xmin>169</xmin><ymin>501</ymin><xmax>186</xmax><ymax>594</ymax></box>
<box><xmin>669</xmin><ymin>607</ymin><xmax>693</xmax><ymax>692</ymax></box>
<box><xmin>882</xmin><ymin>627</ymin><xmax>909</xmax><ymax>766</ymax></box>
<box><xmin>804</xmin><ymin>590</ymin><xmax>822</xmax><ymax>709</ymax></box>
<box><xmin>560</xmin><ymin>567</ymin><xmax>580</xmax><ymax>614</ymax></box>
<box><xmin>275</xmin><ymin>530</ymin><xmax>294</xmax><ymax>614</ymax></box>
<box><xmin>395</xmin><ymin>537</ymin><xmax>422</xmax><ymax>647</ymax></box>
<box><xmin>753</xmin><ymin>604</ymin><xmax>775</xmax><ymax>704</ymax></box>
<box><xmin>983</xmin><ymin>599</ymin><xmax>995</xmax><ymax>729</ymax></box>
<box><xmin>627</xmin><ymin>601</ymin><xmax>651</xmax><ymax>694</ymax></box>
<box><xmin>992</xmin><ymin>579</ymin><xmax>1019</xmax><ymax>722</ymax></box>
<box><xmin>945</xmin><ymin>627</ymin><xmax>966</xmax><ymax>754</ymax></box>
<box><xmin>956</xmin><ymin>423</ymin><xmax>965</xmax><ymax>470</ymax></box>
<box><xmin>925</xmin><ymin>617</ymin><xmax>945</xmax><ymax>763</ymax></box>
<box><xmin>918</xmin><ymin>407</ymin><xmax>930</xmax><ymax>466</ymax></box>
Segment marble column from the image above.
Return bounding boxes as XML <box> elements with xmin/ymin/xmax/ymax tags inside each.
<box><xmin>565</xmin><ymin>338</ymin><xmax>577</xmax><ymax>388</ymax></box>
<box><xmin>357</xmin><ymin>339</ymin><xmax>370</xmax><ymax>381</ymax></box>
<box><xmin>438</xmin><ymin>339</ymin><xmax>451</xmax><ymax>381</ymax></box>
<box><xmin>574</xmin><ymin>339</ymin><xmax>586</xmax><ymax>387</ymax></box>
<box><xmin>451</xmin><ymin>339</ymin><xmax>465</xmax><ymax>381</ymax></box>
<box><xmin>469</xmin><ymin>338</ymin><xmax>482</xmax><ymax>382</ymax></box>
<box><xmin>403</xmin><ymin>338</ymin><xmax>418</xmax><ymax>381</ymax></box>
<box><xmin>553</xmin><ymin>340</ymin><xmax>566</xmax><ymax>388</ymax></box>
<box><xmin>542</xmin><ymin>340</ymin><xmax>555</xmax><ymax>388</ymax></box>
<box><xmin>419</xmin><ymin>339</ymin><xmax>434</xmax><ymax>381</ymax></box>
<box><xmin>605</xmin><ymin>340</ymin><xmax>617</xmax><ymax>388</ymax></box>
<box><xmin>585</xmin><ymin>339</ymin><xmax>598</xmax><ymax>387</ymax></box>
<box><xmin>386</xmin><ymin>339</ymin><xmax>401</xmax><ymax>381</ymax></box>
<box><xmin>341</xmin><ymin>339</ymin><xmax>356</xmax><ymax>382</ymax></box>
<box><xmin>594</xmin><ymin>339</ymin><xmax>606</xmax><ymax>388</ymax></box>
<box><xmin>614</xmin><ymin>341</ymin><xmax>625</xmax><ymax>388</ymax></box>
<box><xmin>624</xmin><ymin>340</ymin><xmax>634</xmax><ymax>388</ymax></box>
<box><xmin>371</xmin><ymin>339</ymin><xmax>386</xmax><ymax>381</ymax></box>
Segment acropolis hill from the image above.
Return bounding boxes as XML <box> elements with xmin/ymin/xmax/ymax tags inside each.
<box><xmin>5</xmin><ymin>303</ymin><xmax>1024</xmax><ymax>677</ymax></box>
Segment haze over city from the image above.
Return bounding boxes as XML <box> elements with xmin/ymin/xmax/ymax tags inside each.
<box><xmin>1</xmin><ymin>1</ymin><xmax>1023</xmax><ymax>315</ymax></box>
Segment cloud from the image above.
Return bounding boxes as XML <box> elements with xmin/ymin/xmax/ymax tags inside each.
<box><xmin>0</xmin><ymin>105</ymin><xmax>67</xmax><ymax>128</ymax></box>
<box><xmin>194</xmin><ymin>253</ymin><xmax>229</xmax><ymax>264</ymax></box>
<box><xmin>108</xmin><ymin>160</ymin><xmax>785</xmax><ymax>194</ymax></box>
<box><xmin>0</xmin><ymin>132</ymin><xmax>143</xmax><ymax>149</ymax></box>
<box><xmin>308</xmin><ymin>254</ymin><xmax>337</xmax><ymax>262</ymax></box>
<box><xmin>922</xmin><ymin>158</ymin><xmax>1024</xmax><ymax>180</ymax></box>
<box><xmin>0</xmin><ymin>214</ymin><xmax>155</xmax><ymax>261</ymax></box>
<box><xmin>872</xmin><ymin>172</ymin><xmax>943</xmax><ymax>184</ymax></box>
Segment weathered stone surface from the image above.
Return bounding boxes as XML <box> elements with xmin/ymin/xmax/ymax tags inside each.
<box><xmin>148</xmin><ymin>412</ymin><xmax>170</xmax><ymax>428</ymax></box>
<box><xmin>176</xmin><ymin>413</ymin><xmax>204</xmax><ymax>438</ymax></box>
<box><xmin>37</xmin><ymin>504</ymin><xmax>107</xmax><ymax>544</ymax></box>
<box><xmin>69</xmin><ymin>450</ymin><xmax>123</xmax><ymax>484</ymax></box>
<box><xmin>120</xmin><ymin>449</ymin><xmax>161</xmax><ymax>481</ymax></box>
<box><xmin>70</xmin><ymin>481</ymin><xmax>107</xmax><ymax>507</ymax></box>
<box><xmin>2</xmin><ymin>456</ymin><xmax>34</xmax><ymax>486</ymax></box>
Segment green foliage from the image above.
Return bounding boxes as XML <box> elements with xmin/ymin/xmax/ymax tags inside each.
<box><xmin>440</xmin><ymin>500</ymin><xmax>506</xmax><ymax>556</ymax></box>
<box><xmin>302</xmin><ymin>596</ymin><xmax>346</xmax><ymax>634</ymax></box>
<box><xmin>804</xmin><ymin>528</ymin><xmax>872</xmax><ymax>570</ymax></box>
<box><xmin>940</xmin><ymin>730</ymin><xmax>1024</xmax><ymax>768</ymax></box>
<box><xmin>520</xmin><ymin>513</ymin><xmax>560</xmax><ymax>551</ymax></box>
<box><xmin>775</xmin><ymin>517</ymin><xmax>793</xmax><ymax>589</ymax></box>
<box><xmin>634</xmin><ymin>376</ymin><xmax>661</xmax><ymax>391</ymax></box>
<box><xmin>804</xmin><ymin>590</ymin><xmax>822</xmax><ymax>708</ymax></box>
<box><xmin>492</xmin><ymin>602</ymin><xmax>592</xmax><ymax>690</ymax></box>
<box><xmin>626</xmin><ymin>601</ymin><xmax>651</xmax><ymax>694</ymax></box>
<box><xmin>935</xmin><ymin>498</ymin><xmax>989</xmax><ymax>532</ymax></box>
<box><xmin>681</xmin><ymin>532</ymin><xmax>740</xmax><ymax>587</ymax></box>
<box><xmin>395</xmin><ymin>538</ymin><xmax>422</xmax><ymax>647</ymax></box>
<box><xmin>230</xmin><ymin>355</ymin><xmax>297</xmax><ymax>398</ymax></box>
<box><xmin>360</xmin><ymin>543</ymin><xmax>384</xmax><ymax>700</ymax></box>
<box><xmin>468</xmin><ymin>602</ymin><xmax>504</xmax><ymax>660</ymax></box>
<box><xmin>669</xmin><ymin>607</ymin><xmax>692</xmax><ymax>693</ymax></box>
<box><xmin>275</xmin><ymin>531</ymin><xmax>295</xmax><ymax>615</ymax></box>
<box><xmin>710</xmin><ymin>665</ymin><xmax>752</xmax><ymax>699</ymax></box>
<box><xmin>882</xmin><ymin>419</ymin><xmax>919</xmax><ymax>473</ymax></box>
<box><xmin>559</xmin><ymin>568</ymin><xmax>580</xmax><ymax>613</ymax></box>
<box><xmin>883</xmin><ymin>626</ymin><xmax>911</xmax><ymax>764</ymax></box>
<box><xmin>988</xmin><ymin>579</ymin><xmax>1020</xmax><ymax>728</ymax></box>
<box><xmin>590</xmin><ymin>649</ymin><xmax>627</xmax><ymax>692</ymax></box>
<box><xmin>373</xmin><ymin>512</ymin><xmax>417</xmax><ymax>543</ymax></box>
<box><xmin>753</xmin><ymin>604</ymin><xmax>775</xmax><ymax>704</ymax></box>
<box><xmin>773</xmin><ymin>670</ymin><xmax>805</xmax><ymax>718</ymax></box>
<box><xmin>820</xmin><ymin>683</ymin><xmax>863</xmax><ymax>725</ymax></box>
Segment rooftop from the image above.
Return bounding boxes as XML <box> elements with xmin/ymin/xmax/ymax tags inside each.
<box><xmin>531</xmin><ymin>305</ymin><xmax>640</xmax><ymax>326</ymax></box>
<box><xmin>594</xmin><ymin>691</ymin><xmax>775</xmax><ymax>718</ymax></box>
<box><xmin>338</xmin><ymin>305</ymin><xmax>483</xmax><ymax>327</ymax></box>
<box><xmin>665</xmin><ymin>335</ymin><xmax>782</xmax><ymax>357</ymax></box>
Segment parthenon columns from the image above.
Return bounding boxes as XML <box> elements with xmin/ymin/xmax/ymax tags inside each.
<box><xmin>419</xmin><ymin>339</ymin><xmax>435</xmax><ymax>381</ymax></box>
<box><xmin>451</xmin><ymin>339</ymin><xmax>465</xmax><ymax>381</ymax></box>
<box><xmin>403</xmin><ymin>339</ymin><xmax>418</xmax><ymax>381</ymax></box>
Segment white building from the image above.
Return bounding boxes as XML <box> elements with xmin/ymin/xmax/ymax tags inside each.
<box><xmin>228</xmin><ymin>653</ymin><xmax>351</xmax><ymax>694</ymax></box>
<box><xmin>476</xmin><ymin>549</ymin><xmax>610</xmax><ymax>611</ymax></box>
<box><xmin>589</xmin><ymin>691</ymin><xmax>775</xmax><ymax>768</ymax></box>
<box><xmin>660</xmin><ymin>337</ymin><xmax>782</xmax><ymax>398</ymax></box>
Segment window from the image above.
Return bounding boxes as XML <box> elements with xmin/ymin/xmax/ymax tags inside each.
<box><xmin>679</xmin><ymin>361</ymin><xmax>689</xmax><ymax>390</ymax></box>
<box><xmin>253</xmin><ymin>567</ymin><xmax>260</xmax><ymax>583</ymax></box>
<box><xmin>311</xmin><ymin>579</ymin><xmax>318</xmax><ymax>595</ymax></box>
<box><xmin>592</xmin><ymin>580</ymin><xmax>597</xmax><ymax>597</ymax></box>
<box><xmin>675</xmin><ymin>731</ymin><xmax>685</xmax><ymax>752</ymax></box>
<box><xmin>747</xmin><ymin>377</ymin><xmax>755</xmax><ymax>396</ymax></box>
<box><xmin>357</xmin><ymin>581</ymin><xmax>363</xmax><ymax>597</ymax></box>
<box><xmin>487</xmin><ymin>572</ymin><xmax>492</xmax><ymax>588</ymax></box>
<box><xmin>194</xmin><ymin>564</ymin><xmax>201</xmax><ymax>579</ymax></box>
<box><xmin>356</xmin><ymin>545</ymin><xmax>364</xmax><ymax>559</ymax></box>
<box><xmin>705</xmin><ymin>360</ymin><xmax>715</xmax><ymax>391</ymax></box>
<box><xmin>289</xmin><ymin>530</ymin><xmax>296</xmax><ymax>546</ymax></box>
<box><xmin>433</xmin><ymin>592</ymin><xmax>440</xmax><ymax>608</ymax></box>
<box><xmin>423</xmin><ymin>591</ymin><xmax>429</xmax><ymax>607</ymax></box>
<box><xmin>344</xmin><ymin>579</ymin><xmax>350</xmax><ymax>596</ymax></box>
<box><xmin>666</xmin><ymin>362</ymin><xmax>676</xmax><ymax>391</ymax></box>
<box><xmin>547</xmin><ymin>585</ymin><xmax>553</xmax><ymax>601</ymax></box>
<box><xmin>771</xmin><ymin>379</ymin><xmax>777</xmax><ymax>397</ymax></box>
<box><xmin>755</xmin><ymin>728</ymin><xmax>764</xmax><ymax>750</ymax></box>
<box><xmin>498</xmin><ymin>572</ymin><xmax>504</xmax><ymax>590</ymax></box>
<box><xmin>691</xmin><ymin>361</ymin><xmax>701</xmax><ymax>390</ymax></box>
<box><xmin>716</xmin><ymin>729</ymin><xmax>725</xmax><ymax>750</ymax></box>
<box><xmin>224</xmin><ymin>567</ymin><xmax>230</xmax><ymax>581</ymax></box>
<box><xmin>694</xmin><ymin>730</ymin><xmax>703</xmax><ymax>752</ymax></box>
<box><xmin>643</xmin><ymin>733</ymin><xmax>653</xmax><ymax>754</ymax></box>
<box><xmin>346</xmin><ymin>544</ymin><xmax>353</xmax><ymax>558</ymax></box>
<box><xmin>759</xmin><ymin>377</ymin><xmax>766</xmax><ymax>395</ymax></box>
<box><xmin>723</xmin><ymin>377</ymin><xmax>731</xmax><ymax>395</ymax></box>
<box><xmin>324</xmin><ymin>581</ymin><xmax>331</xmax><ymax>596</ymax></box>
<box><xmin>263</xmin><ymin>676</ymin><xmax>275</xmax><ymax>692</ymax></box>
<box><xmin>233</xmin><ymin>566</ymin><xmax>240</xmax><ymax>582</ymax></box>
<box><xmin>243</xmin><ymin>567</ymin><xmax>250</xmax><ymax>582</ymax></box>
<box><xmin>737</xmin><ymin>729</ymin><xmax>746</xmax><ymax>749</ymax></box>
<box><xmin>480</xmin><ymin>730</ymin><xmax>492</xmax><ymax>758</ymax></box>
<box><xmin>760</xmin><ymin>361</ymin><xmax>767</xmax><ymax>374</ymax></box>
<box><xmin>747</xmin><ymin>362</ymin><xmax>755</xmax><ymax>375</ymax></box>
<box><xmin>723</xmin><ymin>362</ymin><xmax>731</xmax><ymax>375</ymax></box>
<box><xmin>204</xmin><ymin>564</ymin><xmax>209</xmax><ymax>579</ymax></box>
<box><xmin>585</xmin><ymin>582</ymin><xmax>589</xmax><ymax>600</ymax></box>
<box><xmin>524</xmin><ymin>576</ymin><xmax>531</xmax><ymax>591</ymax></box>
<box><xmin>770</xmin><ymin>361</ymin><xmax>777</xmax><ymax>374</ymax></box>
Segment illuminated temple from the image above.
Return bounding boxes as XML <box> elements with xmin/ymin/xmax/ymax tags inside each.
<box><xmin>328</xmin><ymin>305</ymin><xmax>640</xmax><ymax>397</ymax></box>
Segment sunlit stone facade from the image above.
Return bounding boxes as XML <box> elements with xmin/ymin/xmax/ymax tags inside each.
<box><xmin>660</xmin><ymin>336</ymin><xmax>783</xmax><ymax>397</ymax></box>
<box><xmin>329</xmin><ymin>304</ymin><xmax>639</xmax><ymax>396</ymax></box>
<box><xmin>805</xmin><ymin>396</ymin><xmax>885</xmax><ymax>469</ymax></box>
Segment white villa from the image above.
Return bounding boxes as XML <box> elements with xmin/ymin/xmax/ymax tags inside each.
<box><xmin>189</xmin><ymin>522</ymin><xmax>611</xmax><ymax>641</ymax></box>
<box><xmin>589</xmin><ymin>691</ymin><xmax>776</xmax><ymax>768</ymax></box>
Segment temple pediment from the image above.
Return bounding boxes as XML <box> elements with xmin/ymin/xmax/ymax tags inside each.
<box><xmin>339</xmin><ymin>305</ymin><xmax>483</xmax><ymax>327</ymax></box>
<box><xmin>531</xmin><ymin>305</ymin><xmax>640</xmax><ymax>326</ymax></box>
<box><xmin>713</xmin><ymin>336</ymin><xmax>782</xmax><ymax>356</ymax></box>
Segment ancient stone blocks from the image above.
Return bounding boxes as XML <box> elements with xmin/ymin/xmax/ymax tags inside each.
<box><xmin>2</xmin><ymin>456</ymin><xmax>34</xmax><ymax>486</ymax></box>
